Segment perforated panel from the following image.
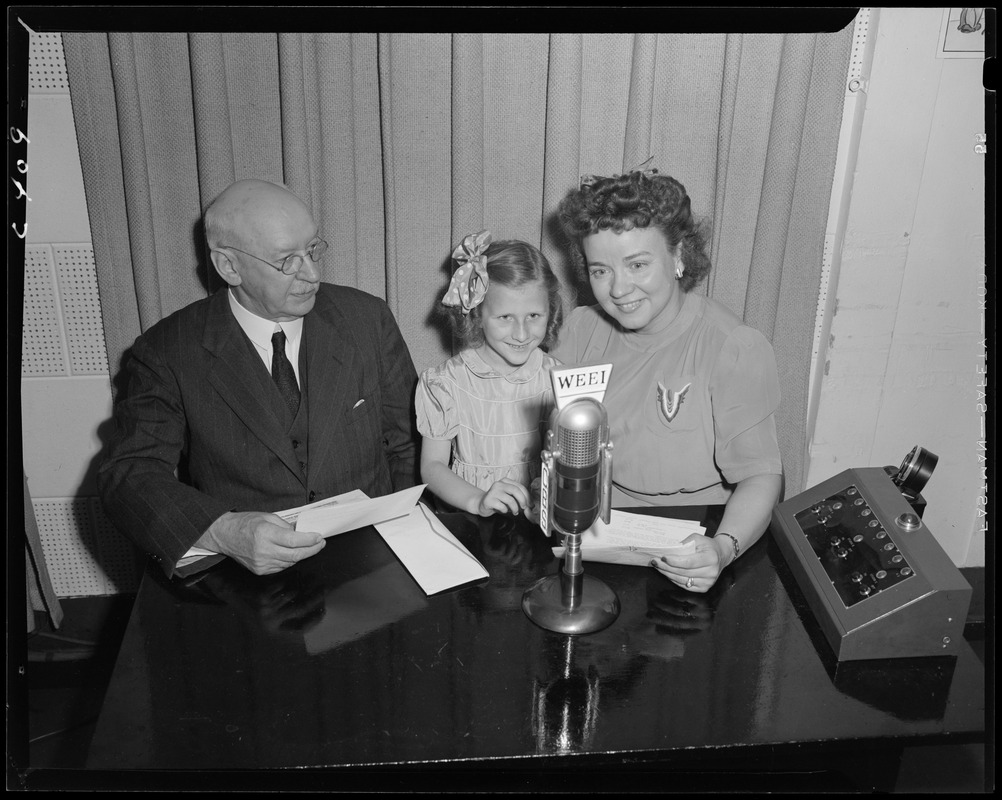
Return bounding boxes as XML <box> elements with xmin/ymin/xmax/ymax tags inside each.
<box><xmin>808</xmin><ymin>8</ymin><xmax>873</xmax><ymax>423</ymax></box>
<box><xmin>22</xmin><ymin>246</ymin><xmax>70</xmax><ymax>376</ymax></box>
<box><xmin>54</xmin><ymin>245</ymin><xmax>110</xmax><ymax>374</ymax></box>
<box><xmin>92</xmin><ymin>500</ymin><xmax>144</xmax><ymax>594</ymax></box>
<box><xmin>29</xmin><ymin>31</ymin><xmax>69</xmax><ymax>93</ymax></box>
<box><xmin>34</xmin><ymin>498</ymin><xmax>106</xmax><ymax>596</ymax></box>
<box><xmin>811</xmin><ymin>234</ymin><xmax>837</xmax><ymax>367</ymax></box>
<box><xmin>847</xmin><ymin>9</ymin><xmax>871</xmax><ymax>85</ymax></box>
<box><xmin>32</xmin><ymin>497</ymin><xmax>143</xmax><ymax>597</ymax></box>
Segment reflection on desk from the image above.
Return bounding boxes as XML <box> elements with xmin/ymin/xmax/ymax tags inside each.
<box><xmin>85</xmin><ymin>506</ymin><xmax>985</xmax><ymax>783</ymax></box>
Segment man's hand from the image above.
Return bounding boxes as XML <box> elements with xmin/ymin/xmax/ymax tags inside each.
<box><xmin>198</xmin><ymin>511</ymin><xmax>326</xmax><ymax>575</ymax></box>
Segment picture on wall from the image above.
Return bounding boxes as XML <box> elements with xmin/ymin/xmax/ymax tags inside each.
<box><xmin>938</xmin><ymin>7</ymin><xmax>986</xmax><ymax>58</ymax></box>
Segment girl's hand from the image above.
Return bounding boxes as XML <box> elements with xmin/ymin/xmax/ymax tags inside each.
<box><xmin>524</xmin><ymin>477</ymin><xmax>542</xmax><ymax>523</ymax></box>
<box><xmin>476</xmin><ymin>479</ymin><xmax>531</xmax><ymax>517</ymax></box>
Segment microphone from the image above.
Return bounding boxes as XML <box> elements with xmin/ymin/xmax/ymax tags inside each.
<box><xmin>523</xmin><ymin>397</ymin><xmax>620</xmax><ymax>635</ymax></box>
<box><xmin>546</xmin><ymin>398</ymin><xmax>612</xmax><ymax>536</ymax></box>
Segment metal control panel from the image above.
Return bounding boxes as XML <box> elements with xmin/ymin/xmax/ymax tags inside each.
<box><xmin>772</xmin><ymin>468</ymin><xmax>971</xmax><ymax>661</ymax></box>
<box><xmin>794</xmin><ymin>484</ymin><xmax>916</xmax><ymax>608</ymax></box>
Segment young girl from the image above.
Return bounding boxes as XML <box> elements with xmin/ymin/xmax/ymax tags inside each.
<box><xmin>416</xmin><ymin>230</ymin><xmax>564</xmax><ymax>517</ymax></box>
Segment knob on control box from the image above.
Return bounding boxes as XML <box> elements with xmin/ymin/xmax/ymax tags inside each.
<box><xmin>771</xmin><ymin>467</ymin><xmax>971</xmax><ymax>661</ymax></box>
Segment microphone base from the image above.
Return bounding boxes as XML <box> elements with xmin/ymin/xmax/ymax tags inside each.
<box><xmin>522</xmin><ymin>573</ymin><xmax>621</xmax><ymax>635</ymax></box>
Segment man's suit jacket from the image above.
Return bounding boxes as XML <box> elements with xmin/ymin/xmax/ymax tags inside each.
<box><xmin>98</xmin><ymin>284</ymin><xmax>419</xmax><ymax>577</ymax></box>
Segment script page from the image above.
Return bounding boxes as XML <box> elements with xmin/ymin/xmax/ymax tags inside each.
<box><xmin>553</xmin><ymin>510</ymin><xmax>704</xmax><ymax>566</ymax></box>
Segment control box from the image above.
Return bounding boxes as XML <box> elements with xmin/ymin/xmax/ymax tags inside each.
<box><xmin>771</xmin><ymin>467</ymin><xmax>971</xmax><ymax>661</ymax></box>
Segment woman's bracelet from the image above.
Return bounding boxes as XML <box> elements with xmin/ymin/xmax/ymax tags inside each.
<box><xmin>717</xmin><ymin>532</ymin><xmax>741</xmax><ymax>562</ymax></box>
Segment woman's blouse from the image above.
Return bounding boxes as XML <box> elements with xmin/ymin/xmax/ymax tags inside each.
<box><xmin>415</xmin><ymin>347</ymin><xmax>559</xmax><ymax>492</ymax></box>
<box><xmin>551</xmin><ymin>291</ymin><xmax>782</xmax><ymax>506</ymax></box>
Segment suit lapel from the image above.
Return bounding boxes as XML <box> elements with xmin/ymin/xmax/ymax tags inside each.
<box><xmin>202</xmin><ymin>290</ymin><xmax>305</xmax><ymax>484</ymax></box>
<box><xmin>304</xmin><ymin>289</ymin><xmax>360</xmax><ymax>479</ymax></box>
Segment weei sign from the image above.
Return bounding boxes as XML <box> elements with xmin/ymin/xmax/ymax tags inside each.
<box><xmin>550</xmin><ymin>363</ymin><xmax>613</xmax><ymax>410</ymax></box>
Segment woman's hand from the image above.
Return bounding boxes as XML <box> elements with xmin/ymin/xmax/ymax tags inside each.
<box><xmin>651</xmin><ymin>472</ymin><xmax>782</xmax><ymax>592</ymax></box>
<box><xmin>649</xmin><ymin>533</ymin><xmax>731</xmax><ymax>593</ymax></box>
<box><xmin>476</xmin><ymin>478</ymin><xmax>531</xmax><ymax>517</ymax></box>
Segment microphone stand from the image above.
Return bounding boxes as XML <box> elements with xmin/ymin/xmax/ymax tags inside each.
<box><xmin>522</xmin><ymin>524</ymin><xmax>621</xmax><ymax>634</ymax></box>
<box><xmin>523</xmin><ymin>398</ymin><xmax>621</xmax><ymax>634</ymax></box>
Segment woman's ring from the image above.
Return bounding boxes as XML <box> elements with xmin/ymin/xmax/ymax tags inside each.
<box><xmin>685</xmin><ymin>577</ymin><xmax>694</xmax><ymax>589</ymax></box>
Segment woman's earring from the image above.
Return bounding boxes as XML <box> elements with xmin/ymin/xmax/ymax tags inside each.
<box><xmin>675</xmin><ymin>265</ymin><xmax>684</xmax><ymax>280</ymax></box>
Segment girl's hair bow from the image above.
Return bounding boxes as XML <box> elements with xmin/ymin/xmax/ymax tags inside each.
<box><xmin>442</xmin><ymin>230</ymin><xmax>492</xmax><ymax>314</ymax></box>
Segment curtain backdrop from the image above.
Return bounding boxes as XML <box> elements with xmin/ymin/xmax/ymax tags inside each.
<box><xmin>64</xmin><ymin>28</ymin><xmax>854</xmax><ymax>500</ymax></box>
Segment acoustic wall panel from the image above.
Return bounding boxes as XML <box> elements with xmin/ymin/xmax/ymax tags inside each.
<box><xmin>32</xmin><ymin>498</ymin><xmax>143</xmax><ymax>596</ymax></box>
<box><xmin>22</xmin><ymin>245</ymin><xmax>70</xmax><ymax>377</ymax></box>
<box><xmin>29</xmin><ymin>31</ymin><xmax>69</xmax><ymax>93</ymax></box>
<box><xmin>33</xmin><ymin>498</ymin><xmax>106</xmax><ymax>597</ymax></box>
<box><xmin>92</xmin><ymin>500</ymin><xmax>144</xmax><ymax>594</ymax></box>
<box><xmin>22</xmin><ymin>31</ymin><xmax>134</xmax><ymax>599</ymax></box>
<box><xmin>54</xmin><ymin>244</ymin><xmax>109</xmax><ymax>375</ymax></box>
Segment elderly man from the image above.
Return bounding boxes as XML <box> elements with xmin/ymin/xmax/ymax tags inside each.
<box><xmin>98</xmin><ymin>179</ymin><xmax>419</xmax><ymax>577</ymax></box>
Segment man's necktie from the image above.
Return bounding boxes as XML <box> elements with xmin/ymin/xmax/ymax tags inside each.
<box><xmin>271</xmin><ymin>329</ymin><xmax>301</xmax><ymax>415</ymax></box>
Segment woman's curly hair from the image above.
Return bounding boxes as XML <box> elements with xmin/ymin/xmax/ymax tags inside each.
<box><xmin>445</xmin><ymin>239</ymin><xmax>564</xmax><ymax>351</ymax></box>
<box><xmin>557</xmin><ymin>170</ymin><xmax>712</xmax><ymax>292</ymax></box>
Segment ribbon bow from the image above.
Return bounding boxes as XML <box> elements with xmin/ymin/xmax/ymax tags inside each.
<box><xmin>580</xmin><ymin>156</ymin><xmax>658</xmax><ymax>189</ymax></box>
<box><xmin>442</xmin><ymin>230</ymin><xmax>492</xmax><ymax>314</ymax></box>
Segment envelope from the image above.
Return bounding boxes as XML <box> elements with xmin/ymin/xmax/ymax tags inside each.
<box><xmin>278</xmin><ymin>489</ymin><xmax>370</xmax><ymax>525</ymax></box>
<box><xmin>375</xmin><ymin>503</ymin><xmax>489</xmax><ymax>595</ymax></box>
<box><xmin>176</xmin><ymin>486</ymin><xmax>425</xmax><ymax>569</ymax></box>
<box><xmin>295</xmin><ymin>484</ymin><xmax>426</xmax><ymax>537</ymax></box>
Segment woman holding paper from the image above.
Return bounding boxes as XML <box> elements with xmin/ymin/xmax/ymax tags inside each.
<box><xmin>551</xmin><ymin>166</ymin><xmax>783</xmax><ymax>593</ymax></box>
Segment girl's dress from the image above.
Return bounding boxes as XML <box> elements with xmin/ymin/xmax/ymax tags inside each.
<box><xmin>415</xmin><ymin>347</ymin><xmax>559</xmax><ymax>492</ymax></box>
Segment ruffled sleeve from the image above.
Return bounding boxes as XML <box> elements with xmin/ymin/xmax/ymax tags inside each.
<box><xmin>415</xmin><ymin>367</ymin><xmax>458</xmax><ymax>440</ymax></box>
<box><xmin>710</xmin><ymin>326</ymin><xmax>784</xmax><ymax>484</ymax></box>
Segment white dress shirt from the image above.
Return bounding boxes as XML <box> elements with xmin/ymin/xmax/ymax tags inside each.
<box><xmin>227</xmin><ymin>289</ymin><xmax>303</xmax><ymax>386</ymax></box>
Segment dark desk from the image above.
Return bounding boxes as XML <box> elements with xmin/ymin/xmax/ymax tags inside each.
<box><xmin>82</xmin><ymin>507</ymin><xmax>985</xmax><ymax>791</ymax></box>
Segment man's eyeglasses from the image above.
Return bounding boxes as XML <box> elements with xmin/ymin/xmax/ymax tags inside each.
<box><xmin>220</xmin><ymin>238</ymin><xmax>328</xmax><ymax>276</ymax></box>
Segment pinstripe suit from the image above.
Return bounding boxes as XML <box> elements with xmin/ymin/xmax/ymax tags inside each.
<box><xmin>98</xmin><ymin>284</ymin><xmax>419</xmax><ymax>577</ymax></box>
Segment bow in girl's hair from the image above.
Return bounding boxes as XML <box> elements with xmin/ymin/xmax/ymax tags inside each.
<box><xmin>442</xmin><ymin>230</ymin><xmax>492</xmax><ymax>314</ymax></box>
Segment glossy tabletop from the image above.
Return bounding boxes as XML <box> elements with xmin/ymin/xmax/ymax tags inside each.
<box><xmin>85</xmin><ymin>506</ymin><xmax>985</xmax><ymax>787</ymax></box>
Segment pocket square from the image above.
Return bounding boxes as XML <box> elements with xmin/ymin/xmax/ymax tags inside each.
<box><xmin>352</xmin><ymin>398</ymin><xmax>365</xmax><ymax>409</ymax></box>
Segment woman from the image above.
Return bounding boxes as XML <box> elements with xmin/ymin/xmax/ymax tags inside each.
<box><xmin>552</xmin><ymin>168</ymin><xmax>783</xmax><ymax>592</ymax></box>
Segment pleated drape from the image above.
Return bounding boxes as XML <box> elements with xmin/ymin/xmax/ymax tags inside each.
<box><xmin>64</xmin><ymin>26</ymin><xmax>853</xmax><ymax>499</ymax></box>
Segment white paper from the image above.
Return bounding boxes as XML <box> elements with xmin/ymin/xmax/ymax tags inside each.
<box><xmin>177</xmin><ymin>549</ymin><xmax>219</xmax><ymax>565</ymax></box>
<box><xmin>295</xmin><ymin>484</ymin><xmax>426</xmax><ymax>537</ymax></box>
<box><xmin>176</xmin><ymin>486</ymin><xmax>421</xmax><ymax>566</ymax></box>
<box><xmin>553</xmin><ymin>510</ymin><xmax>705</xmax><ymax>566</ymax></box>
<box><xmin>375</xmin><ymin>502</ymin><xmax>489</xmax><ymax>595</ymax></box>
<box><xmin>277</xmin><ymin>489</ymin><xmax>370</xmax><ymax>525</ymax></box>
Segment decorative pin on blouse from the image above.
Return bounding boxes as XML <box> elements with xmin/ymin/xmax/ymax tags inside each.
<box><xmin>657</xmin><ymin>381</ymin><xmax>691</xmax><ymax>423</ymax></box>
